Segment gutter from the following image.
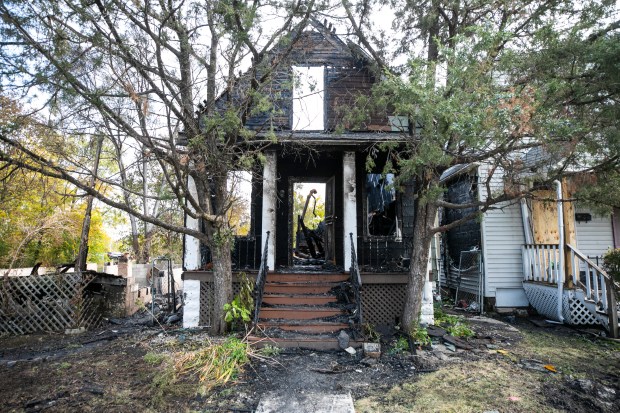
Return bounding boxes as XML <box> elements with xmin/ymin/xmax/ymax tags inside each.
<box><xmin>554</xmin><ymin>179</ymin><xmax>565</xmax><ymax>323</ymax></box>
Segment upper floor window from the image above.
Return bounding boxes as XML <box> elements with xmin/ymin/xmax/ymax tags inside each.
<box><xmin>292</xmin><ymin>66</ymin><xmax>324</xmax><ymax>131</ymax></box>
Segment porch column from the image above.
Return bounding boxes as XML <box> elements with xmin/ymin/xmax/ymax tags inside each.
<box><xmin>262</xmin><ymin>150</ymin><xmax>277</xmax><ymax>271</ymax></box>
<box><xmin>183</xmin><ymin>175</ymin><xmax>201</xmax><ymax>328</ymax></box>
<box><xmin>184</xmin><ymin>175</ymin><xmax>201</xmax><ymax>271</ymax></box>
<box><xmin>343</xmin><ymin>152</ymin><xmax>357</xmax><ymax>271</ymax></box>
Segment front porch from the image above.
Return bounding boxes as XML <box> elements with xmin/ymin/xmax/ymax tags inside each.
<box><xmin>522</xmin><ymin>243</ymin><xmax>618</xmax><ymax>337</ymax></box>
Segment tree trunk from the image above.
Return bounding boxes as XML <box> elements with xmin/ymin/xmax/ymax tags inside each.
<box><xmin>402</xmin><ymin>200</ymin><xmax>439</xmax><ymax>332</ymax></box>
<box><xmin>75</xmin><ymin>136</ymin><xmax>103</xmax><ymax>272</ymax></box>
<box><xmin>209</xmin><ymin>233</ymin><xmax>233</xmax><ymax>335</ymax></box>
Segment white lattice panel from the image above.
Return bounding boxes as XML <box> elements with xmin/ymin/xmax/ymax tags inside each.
<box><xmin>523</xmin><ymin>282</ymin><xmax>608</xmax><ymax>328</ymax></box>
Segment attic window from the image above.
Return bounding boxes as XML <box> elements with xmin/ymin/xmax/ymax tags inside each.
<box><xmin>292</xmin><ymin>66</ymin><xmax>324</xmax><ymax>131</ymax></box>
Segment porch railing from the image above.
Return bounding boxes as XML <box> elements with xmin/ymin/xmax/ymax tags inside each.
<box><xmin>567</xmin><ymin>244</ymin><xmax>618</xmax><ymax>337</ymax></box>
<box><xmin>252</xmin><ymin>231</ymin><xmax>270</xmax><ymax>324</ymax></box>
<box><xmin>522</xmin><ymin>244</ymin><xmax>563</xmax><ymax>284</ymax></box>
<box><xmin>349</xmin><ymin>233</ymin><xmax>363</xmax><ymax>326</ymax></box>
<box><xmin>522</xmin><ymin>243</ymin><xmax>618</xmax><ymax>337</ymax></box>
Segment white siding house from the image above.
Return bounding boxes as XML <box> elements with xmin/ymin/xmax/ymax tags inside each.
<box><xmin>575</xmin><ymin>210</ymin><xmax>614</xmax><ymax>260</ymax></box>
<box><xmin>477</xmin><ymin>164</ymin><xmax>528</xmax><ymax>307</ymax></box>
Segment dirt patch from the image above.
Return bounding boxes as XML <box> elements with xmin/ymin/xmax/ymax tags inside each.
<box><xmin>0</xmin><ymin>314</ymin><xmax>618</xmax><ymax>412</ymax></box>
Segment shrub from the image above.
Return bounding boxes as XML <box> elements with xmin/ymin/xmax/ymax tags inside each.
<box><xmin>603</xmin><ymin>248</ymin><xmax>620</xmax><ymax>283</ymax></box>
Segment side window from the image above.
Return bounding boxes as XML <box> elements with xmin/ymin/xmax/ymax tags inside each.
<box><xmin>292</xmin><ymin>66</ymin><xmax>324</xmax><ymax>131</ymax></box>
<box><xmin>227</xmin><ymin>171</ymin><xmax>252</xmax><ymax>236</ymax></box>
<box><xmin>365</xmin><ymin>173</ymin><xmax>401</xmax><ymax>238</ymax></box>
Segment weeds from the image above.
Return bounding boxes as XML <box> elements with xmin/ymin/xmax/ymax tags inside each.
<box><xmin>174</xmin><ymin>336</ymin><xmax>251</xmax><ymax>394</ymax></box>
<box><xmin>224</xmin><ymin>272</ymin><xmax>254</xmax><ymax>330</ymax></box>
<box><xmin>389</xmin><ymin>336</ymin><xmax>410</xmax><ymax>355</ymax></box>
<box><xmin>410</xmin><ymin>325</ymin><xmax>432</xmax><ymax>346</ymax></box>
<box><xmin>363</xmin><ymin>322</ymin><xmax>381</xmax><ymax>342</ymax></box>
<box><xmin>259</xmin><ymin>344</ymin><xmax>281</xmax><ymax>357</ymax></box>
<box><xmin>143</xmin><ymin>352</ymin><xmax>167</xmax><ymax>365</ymax></box>
<box><xmin>434</xmin><ymin>304</ymin><xmax>475</xmax><ymax>338</ymax></box>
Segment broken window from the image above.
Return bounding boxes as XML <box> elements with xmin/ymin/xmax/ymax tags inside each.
<box><xmin>292</xmin><ymin>66</ymin><xmax>324</xmax><ymax>131</ymax></box>
<box><xmin>227</xmin><ymin>171</ymin><xmax>252</xmax><ymax>236</ymax></box>
<box><xmin>365</xmin><ymin>173</ymin><xmax>400</xmax><ymax>237</ymax></box>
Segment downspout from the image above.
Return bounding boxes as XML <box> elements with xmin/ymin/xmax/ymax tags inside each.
<box><xmin>554</xmin><ymin>180</ymin><xmax>565</xmax><ymax>323</ymax></box>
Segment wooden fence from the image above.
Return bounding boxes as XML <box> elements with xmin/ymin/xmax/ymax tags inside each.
<box><xmin>0</xmin><ymin>272</ymin><xmax>101</xmax><ymax>335</ymax></box>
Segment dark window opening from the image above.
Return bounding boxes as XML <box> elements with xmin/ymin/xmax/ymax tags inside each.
<box><xmin>366</xmin><ymin>173</ymin><xmax>400</xmax><ymax>237</ymax></box>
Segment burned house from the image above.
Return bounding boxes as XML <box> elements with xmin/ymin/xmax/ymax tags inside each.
<box><xmin>181</xmin><ymin>19</ymin><xmax>434</xmax><ymax>346</ymax></box>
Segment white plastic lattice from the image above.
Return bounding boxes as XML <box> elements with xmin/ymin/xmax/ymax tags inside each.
<box><xmin>567</xmin><ymin>297</ymin><xmax>601</xmax><ymax>326</ymax></box>
<box><xmin>523</xmin><ymin>283</ymin><xmax>564</xmax><ymax>321</ymax></box>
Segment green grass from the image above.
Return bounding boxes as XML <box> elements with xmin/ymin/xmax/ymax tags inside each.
<box><xmin>143</xmin><ymin>352</ymin><xmax>167</xmax><ymax>365</ymax></box>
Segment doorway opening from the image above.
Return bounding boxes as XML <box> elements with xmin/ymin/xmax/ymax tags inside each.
<box><xmin>290</xmin><ymin>179</ymin><xmax>335</xmax><ymax>268</ymax></box>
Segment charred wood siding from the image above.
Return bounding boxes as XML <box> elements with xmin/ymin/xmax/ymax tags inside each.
<box><xmin>214</xmin><ymin>30</ymin><xmax>388</xmax><ymax>133</ymax></box>
<box><xmin>325</xmin><ymin>67</ymin><xmax>387</xmax><ymax>131</ymax></box>
<box><xmin>444</xmin><ymin>176</ymin><xmax>481</xmax><ymax>263</ymax></box>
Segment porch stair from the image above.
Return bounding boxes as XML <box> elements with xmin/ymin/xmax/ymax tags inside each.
<box><xmin>250</xmin><ymin>272</ymin><xmax>362</xmax><ymax>350</ymax></box>
<box><xmin>522</xmin><ymin>244</ymin><xmax>619</xmax><ymax>337</ymax></box>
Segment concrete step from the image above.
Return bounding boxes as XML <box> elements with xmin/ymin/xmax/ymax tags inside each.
<box><xmin>258</xmin><ymin>321</ymin><xmax>349</xmax><ymax>334</ymax></box>
<box><xmin>267</xmin><ymin>273</ymin><xmax>349</xmax><ymax>283</ymax></box>
<box><xmin>262</xmin><ymin>294</ymin><xmax>338</xmax><ymax>306</ymax></box>
<box><xmin>256</xmin><ymin>392</ymin><xmax>355</xmax><ymax>413</ymax></box>
<box><xmin>259</xmin><ymin>306</ymin><xmax>343</xmax><ymax>320</ymax></box>
<box><xmin>264</xmin><ymin>283</ymin><xmax>335</xmax><ymax>294</ymax></box>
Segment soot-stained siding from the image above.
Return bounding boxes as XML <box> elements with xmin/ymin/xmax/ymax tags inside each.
<box><xmin>215</xmin><ymin>30</ymin><xmax>387</xmax><ymax>133</ymax></box>
<box><xmin>444</xmin><ymin>176</ymin><xmax>481</xmax><ymax>263</ymax></box>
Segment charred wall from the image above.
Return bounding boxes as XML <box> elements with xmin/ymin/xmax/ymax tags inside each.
<box><xmin>355</xmin><ymin>152</ymin><xmax>415</xmax><ymax>271</ymax></box>
<box><xmin>443</xmin><ymin>175</ymin><xmax>481</xmax><ymax>263</ymax></box>
<box><xmin>215</xmin><ymin>30</ymin><xmax>388</xmax><ymax>133</ymax></box>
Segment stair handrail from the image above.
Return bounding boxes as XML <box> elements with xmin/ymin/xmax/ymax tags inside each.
<box><xmin>253</xmin><ymin>231</ymin><xmax>270</xmax><ymax>324</ymax></box>
<box><xmin>349</xmin><ymin>232</ymin><xmax>363</xmax><ymax>326</ymax></box>
<box><xmin>567</xmin><ymin>243</ymin><xmax>618</xmax><ymax>338</ymax></box>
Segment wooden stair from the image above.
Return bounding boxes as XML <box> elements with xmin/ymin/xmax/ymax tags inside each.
<box><xmin>252</xmin><ymin>272</ymin><xmax>360</xmax><ymax>349</ymax></box>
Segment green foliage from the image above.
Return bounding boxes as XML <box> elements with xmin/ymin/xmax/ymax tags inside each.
<box><xmin>259</xmin><ymin>344</ymin><xmax>281</xmax><ymax>357</ymax></box>
<box><xmin>410</xmin><ymin>325</ymin><xmax>431</xmax><ymax>346</ymax></box>
<box><xmin>174</xmin><ymin>336</ymin><xmax>250</xmax><ymax>394</ymax></box>
<box><xmin>363</xmin><ymin>322</ymin><xmax>381</xmax><ymax>343</ymax></box>
<box><xmin>434</xmin><ymin>305</ymin><xmax>475</xmax><ymax>338</ymax></box>
<box><xmin>143</xmin><ymin>352</ymin><xmax>167</xmax><ymax>365</ymax></box>
<box><xmin>389</xmin><ymin>336</ymin><xmax>410</xmax><ymax>355</ymax></box>
<box><xmin>603</xmin><ymin>248</ymin><xmax>620</xmax><ymax>283</ymax></box>
<box><xmin>223</xmin><ymin>272</ymin><xmax>254</xmax><ymax>327</ymax></box>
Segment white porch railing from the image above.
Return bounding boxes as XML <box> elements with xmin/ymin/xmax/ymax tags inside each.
<box><xmin>522</xmin><ymin>243</ymin><xmax>618</xmax><ymax>337</ymax></box>
<box><xmin>566</xmin><ymin>244</ymin><xmax>615</xmax><ymax>315</ymax></box>
<box><xmin>522</xmin><ymin>244</ymin><xmax>563</xmax><ymax>284</ymax></box>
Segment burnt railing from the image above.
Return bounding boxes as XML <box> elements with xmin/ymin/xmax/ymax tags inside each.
<box><xmin>253</xmin><ymin>231</ymin><xmax>270</xmax><ymax>324</ymax></box>
<box><xmin>360</xmin><ymin>236</ymin><xmax>413</xmax><ymax>272</ymax></box>
<box><xmin>349</xmin><ymin>233</ymin><xmax>363</xmax><ymax>326</ymax></box>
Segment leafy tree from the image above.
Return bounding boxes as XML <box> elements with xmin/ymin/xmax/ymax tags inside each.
<box><xmin>0</xmin><ymin>0</ymin><xmax>325</xmax><ymax>334</ymax></box>
<box><xmin>0</xmin><ymin>96</ymin><xmax>110</xmax><ymax>269</ymax></box>
<box><xmin>344</xmin><ymin>0</ymin><xmax>619</xmax><ymax>330</ymax></box>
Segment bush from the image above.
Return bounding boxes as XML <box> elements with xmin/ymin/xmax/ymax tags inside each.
<box><xmin>603</xmin><ymin>248</ymin><xmax>620</xmax><ymax>283</ymax></box>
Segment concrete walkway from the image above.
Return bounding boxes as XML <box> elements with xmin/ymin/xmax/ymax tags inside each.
<box><xmin>255</xmin><ymin>392</ymin><xmax>355</xmax><ymax>413</ymax></box>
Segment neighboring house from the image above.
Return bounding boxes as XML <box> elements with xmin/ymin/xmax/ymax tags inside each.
<box><xmin>180</xmin><ymin>19</ymin><xmax>434</xmax><ymax>347</ymax></box>
<box><xmin>441</xmin><ymin>162</ymin><xmax>619</xmax><ymax>336</ymax></box>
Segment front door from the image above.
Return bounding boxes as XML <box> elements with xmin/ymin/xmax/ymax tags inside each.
<box><xmin>290</xmin><ymin>177</ymin><xmax>336</xmax><ymax>267</ymax></box>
